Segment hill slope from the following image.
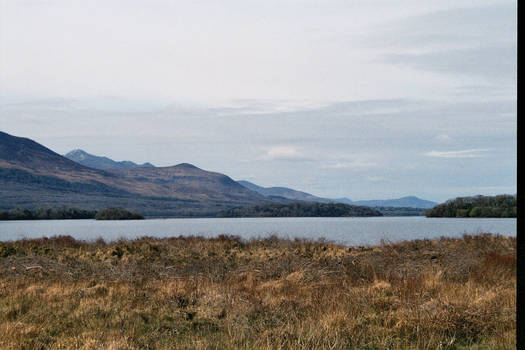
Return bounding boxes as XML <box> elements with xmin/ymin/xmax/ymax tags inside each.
<box><xmin>352</xmin><ymin>196</ymin><xmax>437</xmax><ymax>209</ymax></box>
<box><xmin>65</xmin><ymin>149</ymin><xmax>154</xmax><ymax>169</ymax></box>
<box><xmin>0</xmin><ymin>131</ymin><xmax>265</xmax><ymax>216</ymax></box>
<box><xmin>238</xmin><ymin>180</ymin><xmax>436</xmax><ymax>209</ymax></box>
<box><xmin>237</xmin><ymin>180</ymin><xmax>334</xmax><ymax>203</ymax></box>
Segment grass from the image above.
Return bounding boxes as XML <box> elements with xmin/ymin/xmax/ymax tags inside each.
<box><xmin>0</xmin><ymin>233</ymin><xmax>516</xmax><ymax>349</ymax></box>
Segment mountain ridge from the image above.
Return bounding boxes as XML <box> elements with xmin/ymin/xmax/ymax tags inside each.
<box><xmin>237</xmin><ymin>180</ymin><xmax>334</xmax><ymax>203</ymax></box>
<box><xmin>352</xmin><ymin>196</ymin><xmax>437</xmax><ymax>209</ymax></box>
<box><xmin>65</xmin><ymin>149</ymin><xmax>154</xmax><ymax>169</ymax></box>
<box><xmin>237</xmin><ymin>180</ymin><xmax>437</xmax><ymax>209</ymax></box>
<box><xmin>58</xmin><ymin>149</ymin><xmax>437</xmax><ymax>209</ymax></box>
<box><xmin>0</xmin><ymin>131</ymin><xmax>266</xmax><ymax>216</ymax></box>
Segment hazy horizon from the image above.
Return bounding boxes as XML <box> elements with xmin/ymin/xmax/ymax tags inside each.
<box><xmin>0</xmin><ymin>0</ymin><xmax>517</xmax><ymax>202</ymax></box>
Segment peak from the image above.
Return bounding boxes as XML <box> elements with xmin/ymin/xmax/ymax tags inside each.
<box><xmin>175</xmin><ymin>163</ymin><xmax>199</xmax><ymax>169</ymax></box>
<box><xmin>66</xmin><ymin>149</ymin><xmax>89</xmax><ymax>156</ymax></box>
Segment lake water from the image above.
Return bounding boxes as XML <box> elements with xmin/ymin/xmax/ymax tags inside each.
<box><xmin>0</xmin><ymin>217</ymin><xmax>516</xmax><ymax>246</ymax></box>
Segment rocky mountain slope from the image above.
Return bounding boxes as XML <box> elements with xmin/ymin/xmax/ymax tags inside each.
<box><xmin>65</xmin><ymin>149</ymin><xmax>154</xmax><ymax>169</ymax></box>
<box><xmin>0</xmin><ymin>131</ymin><xmax>265</xmax><ymax>216</ymax></box>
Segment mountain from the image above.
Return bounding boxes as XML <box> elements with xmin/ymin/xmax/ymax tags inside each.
<box><xmin>65</xmin><ymin>149</ymin><xmax>154</xmax><ymax>169</ymax></box>
<box><xmin>238</xmin><ymin>180</ymin><xmax>436</xmax><ymax>209</ymax></box>
<box><xmin>0</xmin><ymin>131</ymin><xmax>265</xmax><ymax>216</ymax></box>
<box><xmin>237</xmin><ymin>180</ymin><xmax>334</xmax><ymax>203</ymax></box>
<box><xmin>332</xmin><ymin>197</ymin><xmax>353</xmax><ymax>205</ymax></box>
<box><xmin>352</xmin><ymin>196</ymin><xmax>437</xmax><ymax>209</ymax></box>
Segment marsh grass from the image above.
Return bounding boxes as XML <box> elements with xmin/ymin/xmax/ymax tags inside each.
<box><xmin>0</xmin><ymin>233</ymin><xmax>516</xmax><ymax>349</ymax></box>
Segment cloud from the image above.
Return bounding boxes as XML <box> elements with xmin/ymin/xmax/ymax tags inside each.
<box><xmin>424</xmin><ymin>149</ymin><xmax>489</xmax><ymax>158</ymax></box>
<box><xmin>435</xmin><ymin>134</ymin><xmax>452</xmax><ymax>141</ymax></box>
<box><xmin>261</xmin><ymin>146</ymin><xmax>306</xmax><ymax>161</ymax></box>
<box><xmin>368</xmin><ymin>2</ymin><xmax>516</xmax><ymax>89</ymax></box>
<box><xmin>367</xmin><ymin>175</ymin><xmax>388</xmax><ymax>182</ymax></box>
<box><xmin>367</xmin><ymin>3</ymin><xmax>516</xmax><ymax>51</ymax></box>
<box><xmin>385</xmin><ymin>44</ymin><xmax>516</xmax><ymax>83</ymax></box>
<box><xmin>323</xmin><ymin>161</ymin><xmax>378</xmax><ymax>170</ymax></box>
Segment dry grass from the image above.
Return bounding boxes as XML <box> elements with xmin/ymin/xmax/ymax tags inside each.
<box><xmin>0</xmin><ymin>233</ymin><xmax>516</xmax><ymax>349</ymax></box>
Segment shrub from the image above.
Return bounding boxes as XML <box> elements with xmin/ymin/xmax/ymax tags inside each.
<box><xmin>95</xmin><ymin>207</ymin><xmax>144</xmax><ymax>220</ymax></box>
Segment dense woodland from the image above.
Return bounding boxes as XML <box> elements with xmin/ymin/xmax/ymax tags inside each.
<box><xmin>425</xmin><ymin>194</ymin><xmax>516</xmax><ymax>218</ymax></box>
<box><xmin>95</xmin><ymin>207</ymin><xmax>144</xmax><ymax>220</ymax></box>
<box><xmin>0</xmin><ymin>206</ymin><xmax>96</xmax><ymax>220</ymax></box>
<box><xmin>0</xmin><ymin>206</ymin><xmax>144</xmax><ymax>220</ymax></box>
<box><xmin>374</xmin><ymin>206</ymin><xmax>427</xmax><ymax>216</ymax></box>
<box><xmin>217</xmin><ymin>202</ymin><xmax>382</xmax><ymax>217</ymax></box>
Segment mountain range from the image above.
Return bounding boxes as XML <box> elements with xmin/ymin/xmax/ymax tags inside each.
<box><xmin>236</xmin><ymin>181</ymin><xmax>436</xmax><ymax>209</ymax></box>
<box><xmin>0</xmin><ymin>131</ymin><xmax>437</xmax><ymax>217</ymax></box>
<box><xmin>65</xmin><ymin>149</ymin><xmax>154</xmax><ymax>169</ymax></box>
<box><xmin>349</xmin><ymin>197</ymin><xmax>437</xmax><ymax>209</ymax></box>
<box><xmin>236</xmin><ymin>180</ymin><xmax>334</xmax><ymax>203</ymax></box>
<box><xmin>0</xmin><ymin>131</ymin><xmax>266</xmax><ymax>216</ymax></box>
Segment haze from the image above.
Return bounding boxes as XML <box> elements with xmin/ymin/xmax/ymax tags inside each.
<box><xmin>0</xmin><ymin>0</ymin><xmax>516</xmax><ymax>202</ymax></box>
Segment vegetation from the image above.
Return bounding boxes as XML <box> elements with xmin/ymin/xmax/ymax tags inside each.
<box><xmin>95</xmin><ymin>207</ymin><xmax>144</xmax><ymax>220</ymax></box>
<box><xmin>0</xmin><ymin>233</ymin><xmax>515</xmax><ymax>349</ymax></box>
<box><xmin>426</xmin><ymin>194</ymin><xmax>517</xmax><ymax>218</ymax></box>
<box><xmin>374</xmin><ymin>206</ymin><xmax>427</xmax><ymax>216</ymax></box>
<box><xmin>0</xmin><ymin>206</ymin><xmax>96</xmax><ymax>220</ymax></box>
<box><xmin>217</xmin><ymin>202</ymin><xmax>382</xmax><ymax>217</ymax></box>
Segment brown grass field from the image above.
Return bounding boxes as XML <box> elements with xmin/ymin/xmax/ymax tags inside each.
<box><xmin>0</xmin><ymin>233</ymin><xmax>516</xmax><ymax>349</ymax></box>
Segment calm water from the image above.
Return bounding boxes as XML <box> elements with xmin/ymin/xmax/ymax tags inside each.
<box><xmin>0</xmin><ymin>217</ymin><xmax>516</xmax><ymax>246</ymax></box>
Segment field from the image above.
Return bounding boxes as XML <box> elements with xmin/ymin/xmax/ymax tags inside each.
<box><xmin>0</xmin><ymin>233</ymin><xmax>516</xmax><ymax>349</ymax></box>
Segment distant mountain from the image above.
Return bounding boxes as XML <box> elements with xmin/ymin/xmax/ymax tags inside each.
<box><xmin>65</xmin><ymin>149</ymin><xmax>154</xmax><ymax>169</ymax></box>
<box><xmin>1</xmin><ymin>131</ymin><xmax>438</xmax><ymax>216</ymax></box>
<box><xmin>238</xmin><ymin>180</ymin><xmax>436</xmax><ymax>209</ymax></box>
<box><xmin>237</xmin><ymin>180</ymin><xmax>334</xmax><ymax>203</ymax></box>
<box><xmin>1</xmin><ymin>131</ymin><xmax>266</xmax><ymax>217</ymax></box>
<box><xmin>332</xmin><ymin>197</ymin><xmax>353</xmax><ymax>205</ymax></box>
<box><xmin>352</xmin><ymin>196</ymin><xmax>437</xmax><ymax>209</ymax></box>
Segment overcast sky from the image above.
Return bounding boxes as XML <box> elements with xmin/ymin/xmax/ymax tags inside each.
<box><xmin>0</xmin><ymin>0</ymin><xmax>516</xmax><ymax>202</ymax></box>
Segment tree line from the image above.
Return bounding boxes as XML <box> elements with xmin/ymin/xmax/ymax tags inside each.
<box><xmin>0</xmin><ymin>206</ymin><xmax>97</xmax><ymax>220</ymax></box>
<box><xmin>425</xmin><ymin>195</ymin><xmax>516</xmax><ymax>218</ymax></box>
<box><xmin>217</xmin><ymin>202</ymin><xmax>383</xmax><ymax>217</ymax></box>
<box><xmin>0</xmin><ymin>206</ymin><xmax>144</xmax><ymax>220</ymax></box>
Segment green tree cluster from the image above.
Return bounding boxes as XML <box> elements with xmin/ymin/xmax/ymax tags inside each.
<box><xmin>425</xmin><ymin>195</ymin><xmax>516</xmax><ymax>218</ymax></box>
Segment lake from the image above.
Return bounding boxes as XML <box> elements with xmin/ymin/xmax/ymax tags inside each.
<box><xmin>0</xmin><ymin>217</ymin><xmax>516</xmax><ymax>246</ymax></box>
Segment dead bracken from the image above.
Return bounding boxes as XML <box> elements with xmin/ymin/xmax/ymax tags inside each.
<box><xmin>0</xmin><ymin>233</ymin><xmax>516</xmax><ymax>349</ymax></box>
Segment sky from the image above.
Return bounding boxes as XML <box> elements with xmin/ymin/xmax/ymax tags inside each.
<box><xmin>0</xmin><ymin>0</ymin><xmax>517</xmax><ymax>202</ymax></box>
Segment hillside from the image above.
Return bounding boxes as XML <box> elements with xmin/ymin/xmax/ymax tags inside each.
<box><xmin>65</xmin><ymin>149</ymin><xmax>154</xmax><ymax>169</ymax></box>
<box><xmin>352</xmin><ymin>196</ymin><xmax>437</xmax><ymax>209</ymax></box>
<box><xmin>0</xmin><ymin>131</ymin><xmax>265</xmax><ymax>216</ymax></box>
<box><xmin>426</xmin><ymin>194</ymin><xmax>517</xmax><ymax>218</ymax></box>
<box><xmin>237</xmin><ymin>180</ymin><xmax>334</xmax><ymax>203</ymax></box>
<box><xmin>217</xmin><ymin>202</ymin><xmax>382</xmax><ymax>217</ymax></box>
<box><xmin>238</xmin><ymin>180</ymin><xmax>436</xmax><ymax>209</ymax></box>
